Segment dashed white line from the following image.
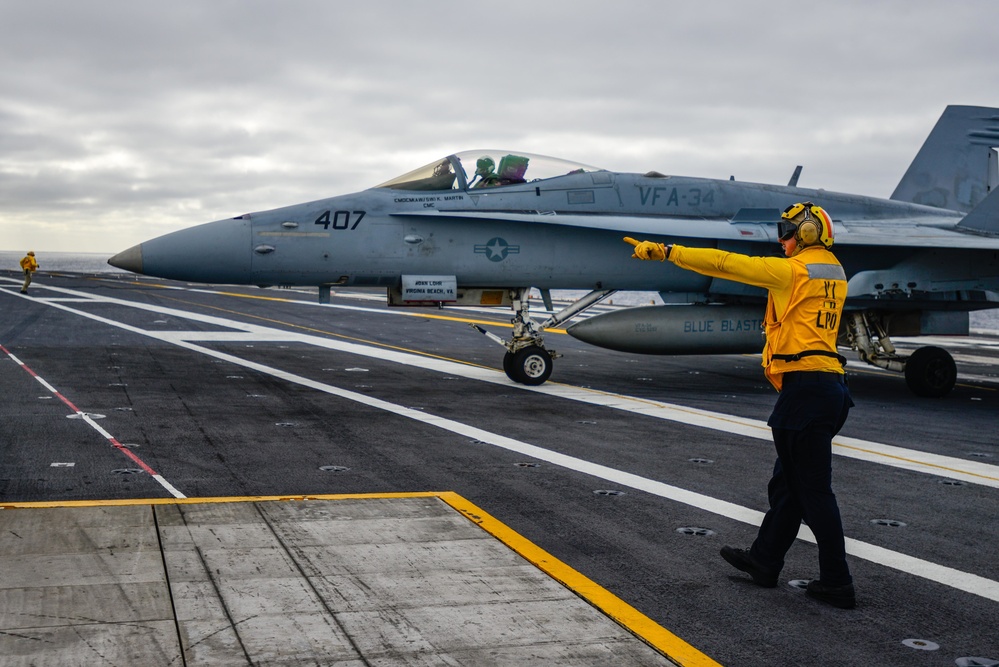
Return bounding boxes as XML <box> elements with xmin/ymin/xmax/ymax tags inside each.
<box><xmin>0</xmin><ymin>341</ymin><xmax>186</xmax><ymax>499</ymax></box>
<box><xmin>4</xmin><ymin>280</ymin><xmax>999</xmax><ymax>602</ymax></box>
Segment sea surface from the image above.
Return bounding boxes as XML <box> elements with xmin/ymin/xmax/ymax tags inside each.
<box><xmin>4</xmin><ymin>250</ymin><xmax>998</xmax><ymax>332</ymax></box>
<box><xmin>1</xmin><ymin>250</ymin><xmax>128</xmax><ymax>275</ymax></box>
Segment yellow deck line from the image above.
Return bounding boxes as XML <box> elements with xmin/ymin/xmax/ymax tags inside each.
<box><xmin>1</xmin><ymin>491</ymin><xmax>720</xmax><ymax>666</ymax></box>
<box><xmin>155</xmin><ymin>294</ymin><xmax>511</xmax><ymax>369</ymax></box>
<box><xmin>834</xmin><ymin>442</ymin><xmax>999</xmax><ymax>483</ymax></box>
<box><xmin>435</xmin><ymin>491</ymin><xmax>721</xmax><ymax>667</ymax></box>
<box><xmin>203</xmin><ymin>287</ymin><xmax>570</xmax><ymax>333</ymax></box>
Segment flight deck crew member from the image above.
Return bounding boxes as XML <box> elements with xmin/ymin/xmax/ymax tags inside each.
<box><xmin>625</xmin><ymin>202</ymin><xmax>856</xmax><ymax>609</ymax></box>
<box><xmin>20</xmin><ymin>250</ymin><xmax>38</xmax><ymax>294</ymax></box>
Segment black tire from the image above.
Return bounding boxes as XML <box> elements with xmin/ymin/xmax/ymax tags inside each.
<box><xmin>502</xmin><ymin>351</ymin><xmax>517</xmax><ymax>381</ymax></box>
<box><xmin>904</xmin><ymin>346</ymin><xmax>956</xmax><ymax>398</ymax></box>
<box><xmin>508</xmin><ymin>345</ymin><xmax>553</xmax><ymax>385</ymax></box>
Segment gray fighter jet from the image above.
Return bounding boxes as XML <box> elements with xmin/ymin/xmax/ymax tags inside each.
<box><xmin>110</xmin><ymin>105</ymin><xmax>999</xmax><ymax>397</ymax></box>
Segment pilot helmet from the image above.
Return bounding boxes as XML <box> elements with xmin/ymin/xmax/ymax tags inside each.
<box><xmin>779</xmin><ymin>201</ymin><xmax>834</xmax><ymax>248</ymax></box>
<box><xmin>475</xmin><ymin>156</ymin><xmax>495</xmax><ymax>176</ymax></box>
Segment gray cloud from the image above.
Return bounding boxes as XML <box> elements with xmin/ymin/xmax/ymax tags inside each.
<box><xmin>1</xmin><ymin>0</ymin><xmax>997</xmax><ymax>252</ymax></box>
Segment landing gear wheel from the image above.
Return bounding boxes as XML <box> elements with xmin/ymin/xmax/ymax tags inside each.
<box><xmin>503</xmin><ymin>351</ymin><xmax>516</xmax><ymax>378</ymax></box>
<box><xmin>904</xmin><ymin>346</ymin><xmax>956</xmax><ymax>398</ymax></box>
<box><xmin>505</xmin><ymin>345</ymin><xmax>553</xmax><ymax>385</ymax></box>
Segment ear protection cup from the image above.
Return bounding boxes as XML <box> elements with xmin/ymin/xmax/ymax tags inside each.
<box><xmin>797</xmin><ymin>219</ymin><xmax>820</xmax><ymax>246</ymax></box>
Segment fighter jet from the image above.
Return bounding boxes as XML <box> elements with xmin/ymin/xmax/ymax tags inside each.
<box><xmin>110</xmin><ymin>105</ymin><xmax>999</xmax><ymax>397</ymax></box>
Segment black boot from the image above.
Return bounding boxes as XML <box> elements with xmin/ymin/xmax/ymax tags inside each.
<box><xmin>806</xmin><ymin>580</ymin><xmax>856</xmax><ymax>609</ymax></box>
<box><xmin>720</xmin><ymin>546</ymin><xmax>779</xmax><ymax>588</ymax></box>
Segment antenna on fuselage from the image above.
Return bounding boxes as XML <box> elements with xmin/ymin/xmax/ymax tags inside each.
<box><xmin>787</xmin><ymin>165</ymin><xmax>803</xmax><ymax>187</ymax></box>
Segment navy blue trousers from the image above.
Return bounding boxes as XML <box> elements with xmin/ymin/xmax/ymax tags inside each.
<box><xmin>750</xmin><ymin>372</ymin><xmax>854</xmax><ymax>586</ymax></box>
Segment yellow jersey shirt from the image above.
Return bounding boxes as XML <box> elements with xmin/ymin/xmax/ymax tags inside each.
<box><xmin>668</xmin><ymin>244</ymin><xmax>847</xmax><ymax>391</ymax></box>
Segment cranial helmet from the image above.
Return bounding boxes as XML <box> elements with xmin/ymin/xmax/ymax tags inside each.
<box><xmin>475</xmin><ymin>156</ymin><xmax>495</xmax><ymax>176</ymax></box>
<box><xmin>779</xmin><ymin>201</ymin><xmax>834</xmax><ymax>248</ymax></box>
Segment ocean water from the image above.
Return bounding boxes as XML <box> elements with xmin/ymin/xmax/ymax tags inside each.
<box><xmin>1</xmin><ymin>250</ymin><xmax>127</xmax><ymax>275</ymax></box>
<box><xmin>4</xmin><ymin>250</ymin><xmax>997</xmax><ymax>332</ymax></box>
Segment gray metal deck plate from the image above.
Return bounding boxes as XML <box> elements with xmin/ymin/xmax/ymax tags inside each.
<box><xmin>0</xmin><ymin>495</ymin><xmax>703</xmax><ymax>666</ymax></box>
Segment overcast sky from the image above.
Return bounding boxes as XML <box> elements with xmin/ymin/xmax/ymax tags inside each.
<box><xmin>2</xmin><ymin>0</ymin><xmax>997</xmax><ymax>254</ymax></box>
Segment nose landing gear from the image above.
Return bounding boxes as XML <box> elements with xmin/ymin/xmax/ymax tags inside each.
<box><xmin>503</xmin><ymin>345</ymin><xmax>553</xmax><ymax>385</ymax></box>
<box><xmin>472</xmin><ymin>287</ymin><xmax>616</xmax><ymax>386</ymax></box>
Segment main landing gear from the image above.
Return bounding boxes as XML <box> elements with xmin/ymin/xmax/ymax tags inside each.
<box><xmin>846</xmin><ymin>312</ymin><xmax>958</xmax><ymax>397</ymax></box>
<box><xmin>472</xmin><ymin>287</ymin><xmax>615</xmax><ymax>385</ymax></box>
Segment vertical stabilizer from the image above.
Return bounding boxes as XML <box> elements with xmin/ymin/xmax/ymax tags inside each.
<box><xmin>891</xmin><ymin>106</ymin><xmax>999</xmax><ymax>212</ymax></box>
<box><xmin>957</xmin><ymin>185</ymin><xmax>999</xmax><ymax>236</ymax></box>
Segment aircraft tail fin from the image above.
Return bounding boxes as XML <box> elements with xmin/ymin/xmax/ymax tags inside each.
<box><xmin>891</xmin><ymin>105</ymin><xmax>999</xmax><ymax>212</ymax></box>
<box><xmin>957</xmin><ymin>184</ymin><xmax>999</xmax><ymax>235</ymax></box>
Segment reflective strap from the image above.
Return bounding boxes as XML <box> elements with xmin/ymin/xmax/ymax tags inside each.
<box><xmin>805</xmin><ymin>263</ymin><xmax>847</xmax><ymax>280</ymax></box>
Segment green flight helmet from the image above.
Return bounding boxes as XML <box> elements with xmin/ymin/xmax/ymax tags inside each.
<box><xmin>475</xmin><ymin>156</ymin><xmax>495</xmax><ymax>176</ymax></box>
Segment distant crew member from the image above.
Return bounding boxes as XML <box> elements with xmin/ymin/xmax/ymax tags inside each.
<box><xmin>471</xmin><ymin>156</ymin><xmax>501</xmax><ymax>188</ymax></box>
<box><xmin>20</xmin><ymin>250</ymin><xmax>38</xmax><ymax>294</ymax></box>
<box><xmin>625</xmin><ymin>201</ymin><xmax>856</xmax><ymax>609</ymax></box>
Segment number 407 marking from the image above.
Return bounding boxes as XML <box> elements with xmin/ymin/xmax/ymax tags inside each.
<box><xmin>315</xmin><ymin>210</ymin><xmax>366</xmax><ymax>230</ymax></box>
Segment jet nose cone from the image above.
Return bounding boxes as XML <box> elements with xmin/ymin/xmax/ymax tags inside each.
<box><xmin>108</xmin><ymin>244</ymin><xmax>143</xmax><ymax>274</ymax></box>
<box><xmin>107</xmin><ymin>218</ymin><xmax>251</xmax><ymax>282</ymax></box>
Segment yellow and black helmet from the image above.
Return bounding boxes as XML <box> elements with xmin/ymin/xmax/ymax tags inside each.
<box><xmin>779</xmin><ymin>201</ymin><xmax>834</xmax><ymax>248</ymax></box>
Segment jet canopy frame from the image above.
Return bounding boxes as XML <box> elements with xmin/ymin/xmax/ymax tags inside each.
<box><xmin>374</xmin><ymin>150</ymin><xmax>604</xmax><ymax>192</ymax></box>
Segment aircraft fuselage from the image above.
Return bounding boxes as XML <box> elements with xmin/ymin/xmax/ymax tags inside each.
<box><xmin>119</xmin><ymin>171</ymin><xmax>965</xmax><ymax>297</ymax></box>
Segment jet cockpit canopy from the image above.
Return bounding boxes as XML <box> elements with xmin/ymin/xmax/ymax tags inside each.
<box><xmin>374</xmin><ymin>150</ymin><xmax>603</xmax><ymax>192</ymax></box>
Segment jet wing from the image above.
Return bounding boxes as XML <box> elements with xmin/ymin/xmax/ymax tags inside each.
<box><xmin>391</xmin><ymin>210</ymin><xmax>999</xmax><ymax>250</ymax></box>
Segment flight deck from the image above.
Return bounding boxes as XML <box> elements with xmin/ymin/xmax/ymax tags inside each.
<box><xmin>2</xmin><ymin>270</ymin><xmax>998</xmax><ymax>666</ymax></box>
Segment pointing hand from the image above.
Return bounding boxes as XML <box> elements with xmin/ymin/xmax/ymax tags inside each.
<box><xmin>624</xmin><ymin>237</ymin><xmax>668</xmax><ymax>261</ymax></box>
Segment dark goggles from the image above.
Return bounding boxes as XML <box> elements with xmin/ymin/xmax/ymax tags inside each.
<box><xmin>778</xmin><ymin>221</ymin><xmax>798</xmax><ymax>241</ymax></box>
